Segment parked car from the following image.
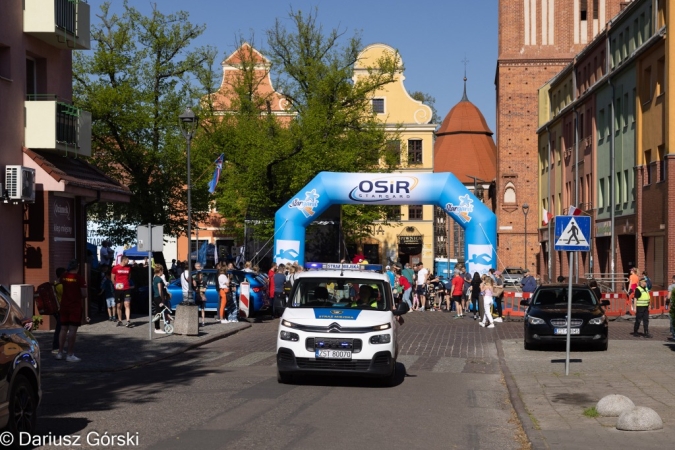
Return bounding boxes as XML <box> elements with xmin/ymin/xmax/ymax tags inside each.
<box><xmin>502</xmin><ymin>267</ymin><xmax>525</xmax><ymax>286</ymax></box>
<box><xmin>522</xmin><ymin>284</ymin><xmax>609</xmax><ymax>351</ymax></box>
<box><xmin>166</xmin><ymin>270</ymin><xmax>270</xmax><ymax>317</ymax></box>
<box><xmin>0</xmin><ymin>285</ymin><xmax>41</xmax><ymax>440</ymax></box>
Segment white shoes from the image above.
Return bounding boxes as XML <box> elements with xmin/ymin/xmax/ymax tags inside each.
<box><xmin>221</xmin><ymin>320</ymin><xmax>229</xmax><ymax>324</ymax></box>
<box><xmin>479</xmin><ymin>322</ymin><xmax>486</xmax><ymax>327</ymax></box>
<box><xmin>487</xmin><ymin>324</ymin><xmax>495</xmax><ymax>328</ymax></box>
<box><xmin>154</xmin><ymin>329</ymin><xmax>166</xmax><ymax>334</ymax></box>
<box><xmin>494</xmin><ymin>317</ymin><xmax>503</xmax><ymax>323</ymax></box>
<box><xmin>54</xmin><ymin>352</ymin><xmax>63</xmax><ymax>360</ymax></box>
<box><xmin>66</xmin><ymin>354</ymin><xmax>81</xmax><ymax>362</ymax></box>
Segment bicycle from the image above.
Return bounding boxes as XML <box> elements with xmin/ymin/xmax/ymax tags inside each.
<box><xmin>152</xmin><ymin>305</ymin><xmax>174</xmax><ymax>335</ymax></box>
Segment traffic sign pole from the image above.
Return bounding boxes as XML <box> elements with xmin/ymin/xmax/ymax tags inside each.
<box><xmin>566</xmin><ymin>253</ymin><xmax>573</xmax><ymax>376</ymax></box>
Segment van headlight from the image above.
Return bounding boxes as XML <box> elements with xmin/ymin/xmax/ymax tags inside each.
<box><xmin>588</xmin><ymin>315</ymin><xmax>606</xmax><ymax>325</ymax></box>
<box><xmin>281</xmin><ymin>319</ymin><xmax>297</xmax><ymax>328</ymax></box>
<box><xmin>369</xmin><ymin>334</ymin><xmax>392</xmax><ymax>344</ymax></box>
<box><xmin>280</xmin><ymin>331</ymin><xmax>299</xmax><ymax>341</ymax></box>
<box><xmin>527</xmin><ymin>316</ymin><xmax>545</xmax><ymax>325</ymax></box>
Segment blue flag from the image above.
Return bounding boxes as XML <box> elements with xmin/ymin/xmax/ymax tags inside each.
<box><xmin>208</xmin><ymin>154</ymin><xmax>224</xmax><ymax>194</ymax></box>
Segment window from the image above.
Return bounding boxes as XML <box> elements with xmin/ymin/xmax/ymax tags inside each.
<box><xmin>632</xmin><ymin>88</ymin><xmax>636</xmax><ymax>123</ymax></box>
<box><xmin>657</xmin><ymin>58</ymin><xmax>665</xmax><ymax>96</ymax></box>
<box><xmin>615</xmin><ymin>174</ymin><xmax>621</xmax><ymax>209</ymax></box>
<box><xmin>593</xmin><ymin>0</ymin><xmax>598</xmax><ymax>19</ymax></box>
<box><xmin>598</xmin><ymin>109</ymin><xmax>605</xmax><ymax>140</ymax></box>
<box><xmin>579</xmin><ymin>113</ymin><xmax>584</xmax><ymax>138</ymax></box>
<box><xmin>598</xmin><ymin>179</ymin><xmax>604</xmax><ymax>208</ymax></box>
<box><xmin>408</xmin><ymin>139</ymin><xmax>422</xmax><ymax>164</ymax></box>
<box><xmin>643</xmin><ymin>66</ymin><xmax>652</xmax><ymax>103</ymax></box>
<box><xmin>26</xmin><ymin>58</ymin><xmax>36</xmax><ymax>96</ymax></box>
<box><xmin>639</xmin><ymin>13</ymin><xmax>645</xmax><ymax>45</ymax></box>
<box><xmin>452</xmin><ymin>222</ymin><xmax>465</xmax><ymax>259</ymax></box>
<box><xmin>645</xmin><ymin>150</ymin><xmax>652</xmax><ymax>185</ymax></box>
<box><xmin>386</xmin><ymin>140</ymin><xmax>401</xmax><ymax>164</ymax></box>
<box><xmin>386</xmin><ymin>205</ymin><xmax>401</xmax><ymax>221</ymax></box>
<box><xmin>581</xmin><ymin>0</ymin><xmax>588</xmax><ymax>21</ymax></box>
<box><xmin>0</xmin><ymin>45</ymin><xmax>10</xmax><ymax>80</ymax></box>
<box><xmin>623</xmin><ymin>93</ymin><xmax>629</xmax><ymax>129</ymax></box>
<box><xmin>372</xmin><ymin>98</ymin><xmax>384</xmax><ymax>114</ymax></box>
<box><xmin>615</xmin><ymin>97</ymin><xmax>621</xmax><ymax>132</ymax></box>
<box><xmin>605</xmin><ymin>178</ymin><xmax>610</xmax><ymax>206</ymax></box>
<box><xmin>658</xmin><ymin>145</ymin><xmax>666</xmax><ymax>182</ymax></box>
<box><xmin>618</xmin><ymin>33</ymin><xmax>624</xmax><ymax>63</ymax></box>
<box><xmin>408</xmin><ymin>205</ymin><xmax>423</xmax><ymax>220</ymax></box>
<box><xmin>623</xmin><ymin>170</ymin><xmax>628</xmax><ymax>204</ymax></box>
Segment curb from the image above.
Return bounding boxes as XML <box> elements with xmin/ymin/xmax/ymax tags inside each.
<box><xmin>495</xmin><ymin>339</ymin><xmax>550</xmax><ymax>450</ymax></box>
<box><xmin>42</xmin><ymin>322</ymin><xmax>252</xmax><ymax>375</ymax></box>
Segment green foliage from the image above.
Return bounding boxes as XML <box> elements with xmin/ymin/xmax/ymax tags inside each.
<box><xmin>583</xmin><ymin>406</ymin><xmax>599</xmax><ymax>418</ymax></box>
<box><xmin>32</xmin><ymin>315</ymin><xmax>43</xmax><ymax>331</ymax></box>
<box><xmin>199</xmin><ymin>8</ymin><xmax>402</xmax><ymax>243</ymax></box>
<box><xmin>73</xmin><ymin>1</ymin><xmax>216</xmax><ymax>243</ymax></box>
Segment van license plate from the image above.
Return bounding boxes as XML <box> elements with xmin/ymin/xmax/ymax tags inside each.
<box><xmin>315</xmin><ymin>350</ymin><xmax>352</xmax><ymax>359</ymax></box>
<box><xmin>554</xmin><ymin>328</ymin><xmax>580</xmax><ymax>335</ymax></box>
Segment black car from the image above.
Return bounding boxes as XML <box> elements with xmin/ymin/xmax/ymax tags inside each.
<box><xmin>522</xmin><ymin>284</ymin><xmax>609</xmax><ymax>351</ymax></box>
<box><xmin>0</xmin><ymin>285</ymin><xmax>41</xmax><ymax>440</ymax></box>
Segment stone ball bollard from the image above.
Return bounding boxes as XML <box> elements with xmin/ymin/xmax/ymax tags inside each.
<box><xmin>616</xmin><ymin>406</ymin><xmax>663</xmax><ymax>431</ymax></box>
<box><xmin>596</xmin><ymin>394</ymin><xmax>635</xmax><ymax>417</ymax></box>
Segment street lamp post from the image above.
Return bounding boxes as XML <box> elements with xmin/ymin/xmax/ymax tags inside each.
<box><xmin>179</xmin><ymin>107</ymin><xmax>198</xmax><ymax>304</ymax></box>
<box><xmin>522</xmin><ymin>203</ymin><xmax>530</xmax><ymax>271</ymax></box>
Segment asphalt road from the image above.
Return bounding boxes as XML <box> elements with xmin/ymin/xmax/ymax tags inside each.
<box><xmin>36</xmin><ymin>312</ymin><xmax>530</xmax><ymax>450</ymax></box>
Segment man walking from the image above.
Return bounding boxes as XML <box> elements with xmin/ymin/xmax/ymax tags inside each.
<box><xmin>631</xmin><ymin>278</ymin><xmax>652</xmax><ymax>338</ymax></box>
<box><xmin>416</xmin><ymin>262</ymin><xmax>429</xmax><ymax>312</ymax></box>
<box><xmin>520</xmin><ymin>269</ymin><xmax>537</xmax><ymax>293</ymax></box>
<box><xmin>55</xmin><ymin>260</ymin><xmax>86</xmax><ymax>362</ymax></box>
<box><xmin>111</xmin><ymin>256</ymin><xmax>133</xmax><ymax>327</ymax></box>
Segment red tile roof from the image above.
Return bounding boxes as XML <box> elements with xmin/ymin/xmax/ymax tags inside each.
<box><xmin>434</xmin><ymin>98</ymin><xmax>497</xmax><ymax>183</ymax></box>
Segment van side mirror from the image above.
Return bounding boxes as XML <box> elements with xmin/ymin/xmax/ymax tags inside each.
<box><xmin>393</xmin><ymin>302</ymin><xmax>409</xmax><ymax>316</ymax></box>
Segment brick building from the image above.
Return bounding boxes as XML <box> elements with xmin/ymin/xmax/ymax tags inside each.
<box><xmin>536</xmin><ymin>0</ymin><xmax>672</xmax><ymax>288</ymax></box>
<box><xmin>496</xmin><ymin>0</ymin><xmax>624</xmax><ymax>275</ymax></box>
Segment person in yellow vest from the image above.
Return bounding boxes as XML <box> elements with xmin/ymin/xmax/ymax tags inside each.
<box><xmin>352</xmin><ymin>285</ymin><xmax>377</xmax><ymax>308</ymax></box>
<box><xmin>630</xmin><ymin>278</ymin><xmax>652</xmax><ymax>338</ymax></box>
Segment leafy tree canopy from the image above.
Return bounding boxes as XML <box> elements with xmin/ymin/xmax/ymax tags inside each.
<box><xmin>73</xmin><ymin>1</ymin><xmax>216</xmax><ymax>244</ymax></box>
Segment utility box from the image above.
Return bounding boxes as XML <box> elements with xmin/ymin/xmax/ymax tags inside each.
<box><xmin>10</xmin><ymin>284</ymin><xmax>35</xmax><ymax>318</ymax></box>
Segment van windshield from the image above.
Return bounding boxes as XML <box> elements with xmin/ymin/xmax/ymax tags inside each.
<box><xmin>290</xmin><ymin>278</ymin><xmax>391</xmax><ymax>311</ymax></box>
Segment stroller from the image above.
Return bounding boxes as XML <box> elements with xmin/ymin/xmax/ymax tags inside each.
<box><xmin>152</xmin><ymin>305</ymin><xmax>174</xmax><ymax>335</ymax></box>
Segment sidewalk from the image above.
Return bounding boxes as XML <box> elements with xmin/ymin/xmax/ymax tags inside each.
<box><xmin>34</xmin><ymin>314</ymin><xmax>251</xmax><ymax>374</ymax></box>
<box><xmin>498</xmin><ymin>336</ymin><xmax>675</xmax><ymax>450</ymax></box>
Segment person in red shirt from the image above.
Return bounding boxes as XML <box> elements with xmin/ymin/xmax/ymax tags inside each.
<box><xmin>112</xmin><ymin>256</ymin><xmax>133</xmax><ymax>327</ymax></box>
<box><xmin>398</xmin><ymin>273</ymin><xmax>412</xmax><ymax>310</ymax></box>
<box><xmin>451</xmin><ymin>271</ymin><xmax>465</xmax><ymax>318</ymax></box>
<box><xmin>56</xmin><ymin>259</ymin><xmax>87</xmax><ymax>362</ymax></box>
<box><xmin>267</xmin><ymin>262</ymin><xmax>278</xmax><ymax>302</ymax></box>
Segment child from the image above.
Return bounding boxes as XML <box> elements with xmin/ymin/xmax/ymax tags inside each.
<box><xmin>99</xmin><ymin>271</ymin><xmax>115</xmax><ymax>322</ymax></box>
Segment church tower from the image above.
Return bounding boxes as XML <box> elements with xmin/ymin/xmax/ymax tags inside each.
<box><xmin>495</xmin><ymin>0</ymin><xmax>626</xmax><ymax>274</ymax></box>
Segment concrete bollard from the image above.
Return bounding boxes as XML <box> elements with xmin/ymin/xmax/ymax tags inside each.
<box><xmin>173</xmin><ymin>303</ymin><xmax>199</xmax><ymax>336</ymax></box>
<box><xmin>616</xmin><ymin>406</ymin><xmax>663</xmax><ymax>431</ymax></box>
<box><xmin>596</xmin><ymin>394</ymin><xmax>635</xmax><ymax>417</ymax></box>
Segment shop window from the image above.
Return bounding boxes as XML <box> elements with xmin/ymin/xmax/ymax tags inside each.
<box><xmin>407</xmin><ymin>139</ymin><xmax>422</xmax><ymax>164</ymax></box>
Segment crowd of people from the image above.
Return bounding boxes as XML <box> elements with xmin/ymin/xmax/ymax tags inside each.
<box><xmin>384</xmin><ymin>262</ymin><xmax>507</xmax><ymax>327</ymax></box>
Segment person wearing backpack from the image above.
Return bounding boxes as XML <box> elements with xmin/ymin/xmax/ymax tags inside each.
<box><xmin>642</xmin><ymin>271</ymin><xmax>652</xmax><ymax>290</ymax></box>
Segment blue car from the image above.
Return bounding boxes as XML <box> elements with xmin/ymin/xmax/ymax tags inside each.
<box><xmin>166</xmin><ymin>270</ymin><xmax>270</xmax><ymax>317</ymax></box>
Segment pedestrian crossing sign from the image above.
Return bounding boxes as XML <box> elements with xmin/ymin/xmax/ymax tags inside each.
<box><xmin>554</xmin><ymin>216</ymin><xmax>591</xmax><ymax>252</ymax></box>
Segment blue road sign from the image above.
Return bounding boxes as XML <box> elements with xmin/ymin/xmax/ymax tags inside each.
<box><xmin>554</xmin><ymin>216</ymin><xmax>591</xmax><ymax>252</ymax></box>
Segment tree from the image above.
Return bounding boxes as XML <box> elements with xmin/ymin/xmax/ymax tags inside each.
<box><xmin>73</xmin><ymin>1</ymin><xmax>216</xmax><ymax>243</ymax></box>
<box><xmin>198</xmin><ymin>8</ymin><xmax>402</xmax><ymax>242</ymax></box>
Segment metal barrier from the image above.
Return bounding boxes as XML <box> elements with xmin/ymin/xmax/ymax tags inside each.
<box><xmin>603</xmin><ymin>291</ymin><xmax>669</xmax><ymax>316</ymax></box>
<box><xmin>502</xmin><ymin>291</ymin><xmax>531</xmax><ymax>317</ymax></box>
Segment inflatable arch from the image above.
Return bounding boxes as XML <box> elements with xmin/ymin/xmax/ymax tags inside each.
<box><xmin>274</xmin><ymin>172</ymin><xmax>497</xmax><ymax>275</ymax></box>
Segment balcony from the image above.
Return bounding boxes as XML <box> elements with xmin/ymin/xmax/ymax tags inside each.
<box><xmin>24</xmin><ymin>0</ymin><xmax>90</xmax><ymax>50</ymax></box>
<box><xmin>25</xmin><ymin>95</ymin><xmax>91</xmax><ymax>156</ymax></box>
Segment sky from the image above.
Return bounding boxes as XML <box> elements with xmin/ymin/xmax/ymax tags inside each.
<box><xmin>85</xmin><ymin>0</ymin><xmax>499</xmax><ymax>133</ymax></box>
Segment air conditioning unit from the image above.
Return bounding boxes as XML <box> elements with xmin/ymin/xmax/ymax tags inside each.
<box><xmin>5</xmin><ymin>165</ymin><xmax>36</xmax><ymax>203</ymax></box>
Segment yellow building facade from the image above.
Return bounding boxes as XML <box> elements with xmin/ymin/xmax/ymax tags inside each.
<box><xmin>353</xmin><ymin>43</ymin><xmax>437</xmax><ymax>267</ymax></box>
